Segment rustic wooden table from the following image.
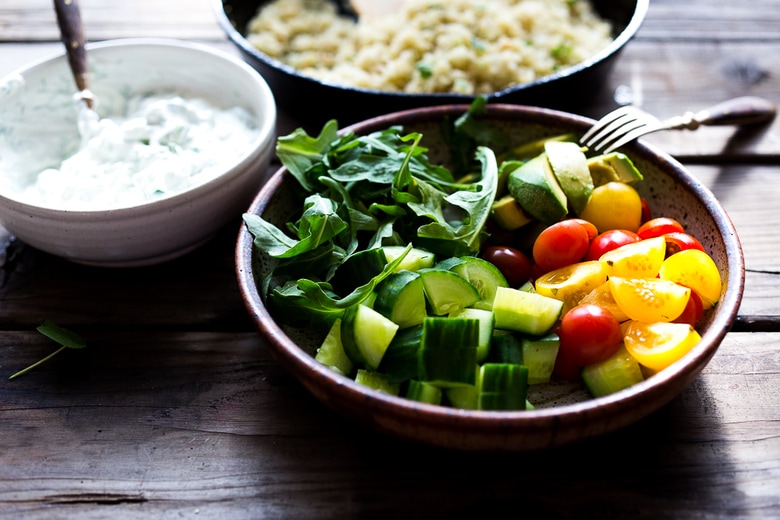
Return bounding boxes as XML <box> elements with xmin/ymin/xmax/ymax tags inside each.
<box><xmin>1</xmin><ymin>0</ymin><xmax>779</xmax><ymax>518</ymax></box>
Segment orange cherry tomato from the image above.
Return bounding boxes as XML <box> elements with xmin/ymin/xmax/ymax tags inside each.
<box><xmin>532</xmin><ymin>220</ymin><xmax>590</xmax><ymax>273</ymax></box>
<box><xmin>637</xmin><ymin>217</ymin><xmax>685</xmax><ymax>240</ymax></box>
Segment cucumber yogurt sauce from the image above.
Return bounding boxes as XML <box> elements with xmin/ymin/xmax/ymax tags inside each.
<box><xmin>9</xmin><ymin>92</ymin><xmax>261</xmax><ymax>210</ymax></box>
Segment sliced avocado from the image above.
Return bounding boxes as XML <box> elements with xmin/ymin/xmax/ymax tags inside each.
<box><xmin>491</xmin><ymin>194</ymin><xmax>534</xmax><ymax>230</ymax></box>
<box><xmin>587</xmin><ymin>152</ymin><xmax>644</xmax><ymax>186</ymax></box>
<box><xmin>505</xmin><ymin>155</ymin><xmax>568</xmax><ymax>224</ymax></box>
<box><xmin>499</xmin><ymin>133</ymin><xmax>578</xmax><ymax>162</ymax></box>
<box><xmin>545</xmin><ymin>141</ymin><xmax>594</xmax><ymax>215</ymax></box>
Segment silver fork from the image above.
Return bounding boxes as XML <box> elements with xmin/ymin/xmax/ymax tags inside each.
<box><xmin>580</xmin><ymin>96</ymin><xmax>776</xmax><ymax>153</ymax></box>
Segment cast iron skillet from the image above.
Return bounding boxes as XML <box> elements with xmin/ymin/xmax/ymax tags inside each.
<box><xmin>214</xmin><ymin>0</ymin><xmax>648</xmax><ymax>129</ymax></box>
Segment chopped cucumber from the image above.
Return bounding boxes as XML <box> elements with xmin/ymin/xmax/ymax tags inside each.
<box><xmin>355</xmin><ymin>369</ymin><xmax>401</xmax><ymax>396</ymax></box>
<box><xmin>314</xmin><ymin>318</ymin><xmax>354</xmax><ymax>376</ymax></box>
<box><xmin>374</xmin><ymin>270</ymin><xmax>427</xmax><ymax>328</ymax></box>
<box><xmin>421</xmin><ymin>269</ymin><xmax>481</xmax><ymax>315</ymax></box>
<box><xmin>419</xmin><ymin>317</ymin><xmax>478</xmax><ymax>388</ymax></box>
<box><xmin>406</xmin><ymin>380</ymin><xmax>443</xmax><ymax>405</ymax></box>
<box><xmin>383</xmin><ymin>245</ymin><xmax>436</xmax><ymax>272</ymax></box>
<box><xmin>448</xmin><ymin>256</ymin><xmax>509</xmax><ymax>310</ymax></box>
<box><xmin>492</xmin><ymin>286</ymin><xmax>563</xmax><ymax>336</ymax></box>
<box><xmin>341</xmin><ymin>304</ymin><xmax>399</xmax><ymax>371</ymax></box>
<box><xmin>582</xmin><ymin>346</ymin><xmax>644</xmax><ymax>397</ymax></box>
<box><xmin>488</xmin><ymin>332</ymin><xmax>524</xmax><ymax>365</ymax></box>
<box><xmin>378</xmin><ymin>325</ymin><xmax>423</xmax><ymax>384</ymax></box>
<box><xmin>522</xmin><ymin>334</ymin><xmax>560</xmax><ymax>385</ymax></box>
<box><xmin>449</xmin><ymin>307</ymin><xmax>494</xmax><ymax>362</ymax></box>
<box><xmin>478</xmin><ymin>363</ymin><xmax>528</xmax><ymax>411</ymax></box>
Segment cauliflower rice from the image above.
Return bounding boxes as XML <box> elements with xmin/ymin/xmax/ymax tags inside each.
<box><xmin>247</xmin><ymin>0</ymin><xmax>614</xmax><ymax>95</ymax></box>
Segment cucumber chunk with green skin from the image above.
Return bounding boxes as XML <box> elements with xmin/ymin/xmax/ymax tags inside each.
<box><xmin>341</xmin><ymin>304</ymin><xmax>399</xmax><ymax>371</ymax></box>
<box><xmin>478</xmin><ymin>363</ymin><xmax>528</xmax><ymax>411</ymax></box>
<box><xmin>492</xmin><ymin>286</ymin><xmax>563</xmax><ymax>336</ymax></box>
<box><xmin>378</xmin><ymin>325</ymin><xmax>423</xmax><ymax>384</ymax></box>
<box><xmin>582</xmin><ymin>346</ymin><xmax>644</xmax><ymax>397</ymax></box>
<box><xmin>421</xmin><ymin>269</ymin><xmax>481</xmax><ymax>315</ymax></box>
<box><xmin>374</xmin><ymin>270</ymin><xmax>427</xmax><ymax>328</ymax></box>
<box><xmin>383</xmin><ymin>246</ymin><xmax>436</xmax><ymax>272</ymax></box>
<box><xmin>406</xmin><ymin>380</ymin><xmax>443</xmax><ymax>405</ymax></box>
<box><xmin>488</xmin><ymin>332</ymin><xmax>524</xmax><ymax>365</ymax></box>
<box><xmin>355</xmin><ymin>369</ymin><xmax>401</xmax><ymax>396</ymax></box>
<box><xmin>314</xmin><ymin>318</ymin><xmax>354</xmax><ymax>376</ymax></box>
<box><xmin>448</xmin><ymin>256</ymin><xmax>509</xmax><ymax>310</ymax></box>
<box><xmin>449</xmin><ymin>307</ymin><xmax>494</xmax><ymax>362</ymax></box>
<box><xmin>419</xmin><ymin>317</ymin><xmax>478</xmax><ymax>388</ymax></box>
<box><xmin>522</xmin><ymin>334</ymin><xmax>560</xmax><ymax>385</ymax></box>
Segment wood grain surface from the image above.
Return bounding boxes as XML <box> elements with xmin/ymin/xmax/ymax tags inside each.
<box><xmin>1</xmin><ymin>0</ymin><xmax>779</xmax><ymax>517</ymax></box>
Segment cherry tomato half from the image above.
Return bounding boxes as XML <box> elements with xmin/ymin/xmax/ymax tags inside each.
<box><xmin>664</xmin><ymin>231</ymin><xmax>705</xmax><ymax>256</ymax></box>
<box><xmin>637</xmin><ymin>217</ymin><xmax>685</xmax><ymax>240</ymax></box>
<box><xmin>532</xmin><ymin>220</ymin><xmax>590</xmax><ymax>273</ymax></box>
<box><xmin>585</xmin><ymin>229</ymin><xmax>640</xmax><ymax>261</ymax></box>
<box><xmin>558</xmin><ymin>304</ymin><xmax>623</xmax><ymax>366</ymax></box>
<box><xmin>673</xmin><ymin>291</ymin><xmax>704</xmax><ymax>327</ymax></box>
<box><xmin>480</xmin><ymin>246</ymin><xmax>532</xmax><ymax>288</ymax></box>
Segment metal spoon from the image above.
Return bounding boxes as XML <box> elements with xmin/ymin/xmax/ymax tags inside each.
<box><xmin>53</xmin><ymin>0</ymin><xmax>94</xmax><ymax>110</ymax></box>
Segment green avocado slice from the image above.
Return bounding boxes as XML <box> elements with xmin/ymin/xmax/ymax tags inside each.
<box><xmin>545</xmin><ymin>141</ymin><xmax>594</xmax><ymax>215</ymax></box>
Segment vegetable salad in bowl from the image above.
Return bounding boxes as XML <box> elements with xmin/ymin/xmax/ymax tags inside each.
<box><xmin>236</xmin><ymin>101</ymin><xmax>743</xmax><ymax>450</ymax></box>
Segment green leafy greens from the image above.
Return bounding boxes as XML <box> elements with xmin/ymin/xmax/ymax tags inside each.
<box><xmin>244</xmin><ymin>99</ymin><xmax>506</xmax><ymax>327</ymax></box>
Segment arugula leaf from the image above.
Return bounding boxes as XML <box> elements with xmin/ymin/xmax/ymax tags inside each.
<box><xmin>410</xmin><ymin>146</ymin><xmax>498</xmax><ymax>254</ymax></box>
<box><xmin>276</xmin><ymin>120</ymin><xmax>340</xmax><ymax>192</ymax></box>
<box><xmin>267</xmin><ymin>244</ymin><xmax>413</xmax><ymax>326</ymax></box>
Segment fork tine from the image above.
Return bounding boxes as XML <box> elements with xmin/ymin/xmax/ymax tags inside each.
<box><xmin>599</xmin><ymin>121</ymin><xmax>664</xmax><ymax>153</ymax></box>
<box><xmin>582</xmin><ymin>114</ymin><xmax>639</xmax><ymax>151</ymax></box>
<box><xmin>588</xmin><ymin>118</ymin><xmax>652</xmax><ymax>152</ymax></box>
<box><xmin>580</xmin><ymin>106</ymin><xmax>636</xmax><ymax>144</ymax></box>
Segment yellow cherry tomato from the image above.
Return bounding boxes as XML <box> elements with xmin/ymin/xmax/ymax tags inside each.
<box><xmin>534</xmin><ymin>261</ymin><xmax>609</xmax><ymax>314</ymax></box>
<box><xmin>658</xmin><ymin>249</ymin><xmax>722</xmax><ymax>309</ymax></box>
<box><xmin>578</xmin><ymin>181</ymin><xmax>642</xmax><ymax>233</ymax></box>
<box><xmin>609</xmin><ymin>276</ymin><xmax>691</xmax><ymax>323</ymax></box>
<box><xmin>599</xmin><ymin>236</ymin><xmax>666</xmax><ymax>278</ymax></box>
<box><xmin>623</xmin><ymin>320</ymin><xmax>702</xmax><ymax>371</ymax></box>
<box><xmin>580</xmin><ymin>281</ymin><xmax>630</xmax><ymax>322</ymax></box>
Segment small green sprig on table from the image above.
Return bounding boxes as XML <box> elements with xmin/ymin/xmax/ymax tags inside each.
<box><xmin>8</xmin><ymin>320</ymin><xmax>87</xmax><ymax>380</ymax></box>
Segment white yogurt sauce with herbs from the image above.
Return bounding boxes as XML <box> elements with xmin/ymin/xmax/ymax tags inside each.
<box><xmin>16</xmin><ymin>94</ymin><xmax>260</xmax><ymax>210</ymax></box>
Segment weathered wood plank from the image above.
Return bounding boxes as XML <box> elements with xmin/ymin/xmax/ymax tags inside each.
<box><xmin>1</xmin><ymin>331</ymin><xmax>778</xmax><ymax>517</ymax></box>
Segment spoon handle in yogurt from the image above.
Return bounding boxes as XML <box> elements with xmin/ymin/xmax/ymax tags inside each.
<box><xmin>53</xmin><ymin>0</ymin><xmax>93</xmax><ymax>109</ymax></box>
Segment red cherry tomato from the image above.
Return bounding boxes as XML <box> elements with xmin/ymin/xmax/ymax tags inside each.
<box><xmin>637</xmin><ymin>217</ymin><xmax>685</xmax><ymax>240</ymax></box>
<box><xmin>532</xmin><ymin>220</ymin><xmax>590</xmax><ymax>273</ymax></box>
<box><xmin>585</xmin><ymin>229</ymin><xmax>640</xmax><ymax>261</ymax></box>
<box><xmin>640</xmin><ymin>198</ymin><xmax>652</xmax><ymax>224</ymax></box>
<box><xmin>664</xmin><ymin>231</ymin><xmax>706</xmax><ymax>256</ymax></box>
<box><xmin>569</xmin><ymin>218</ymin><xmax>598</xmax><ymax>241</ymax></box>
<box><xmin>673</xmin><ymin>291</ymin><xmax>704</xmax><ymax>327</ymax></box>
<box><xmin>480</xmin><ymin>246</ymin><xmax>532</xmax><ymax>287</ymax></box>
<box><xmin>558</xmin><ymin>304</ymin><xmax>623</xmax><ymax>366</ymax></box>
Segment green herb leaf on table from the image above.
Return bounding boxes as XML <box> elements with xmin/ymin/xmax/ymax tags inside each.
<box><xmin>8</xmin><ymin>320</ymin><xmax>86</xmax><ymax>380</ymax></box>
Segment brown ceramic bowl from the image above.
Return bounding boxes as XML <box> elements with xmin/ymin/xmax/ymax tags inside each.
<box><xmin>235</xmin><ymin>104</ymin><xmax>744</xmax><ymax>451</ymax></box>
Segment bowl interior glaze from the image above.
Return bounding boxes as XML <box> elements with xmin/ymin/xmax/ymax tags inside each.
<box><xmin>236</xmin><ymin>104</ymin><xmax>744</xmax><ymax>451</ymax></box>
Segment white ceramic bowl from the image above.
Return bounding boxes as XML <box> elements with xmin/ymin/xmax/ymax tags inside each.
<box><xmin>0</xmin><ymin>38</ymin><xmax>276</xmax><ymax>267</ymax></box>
